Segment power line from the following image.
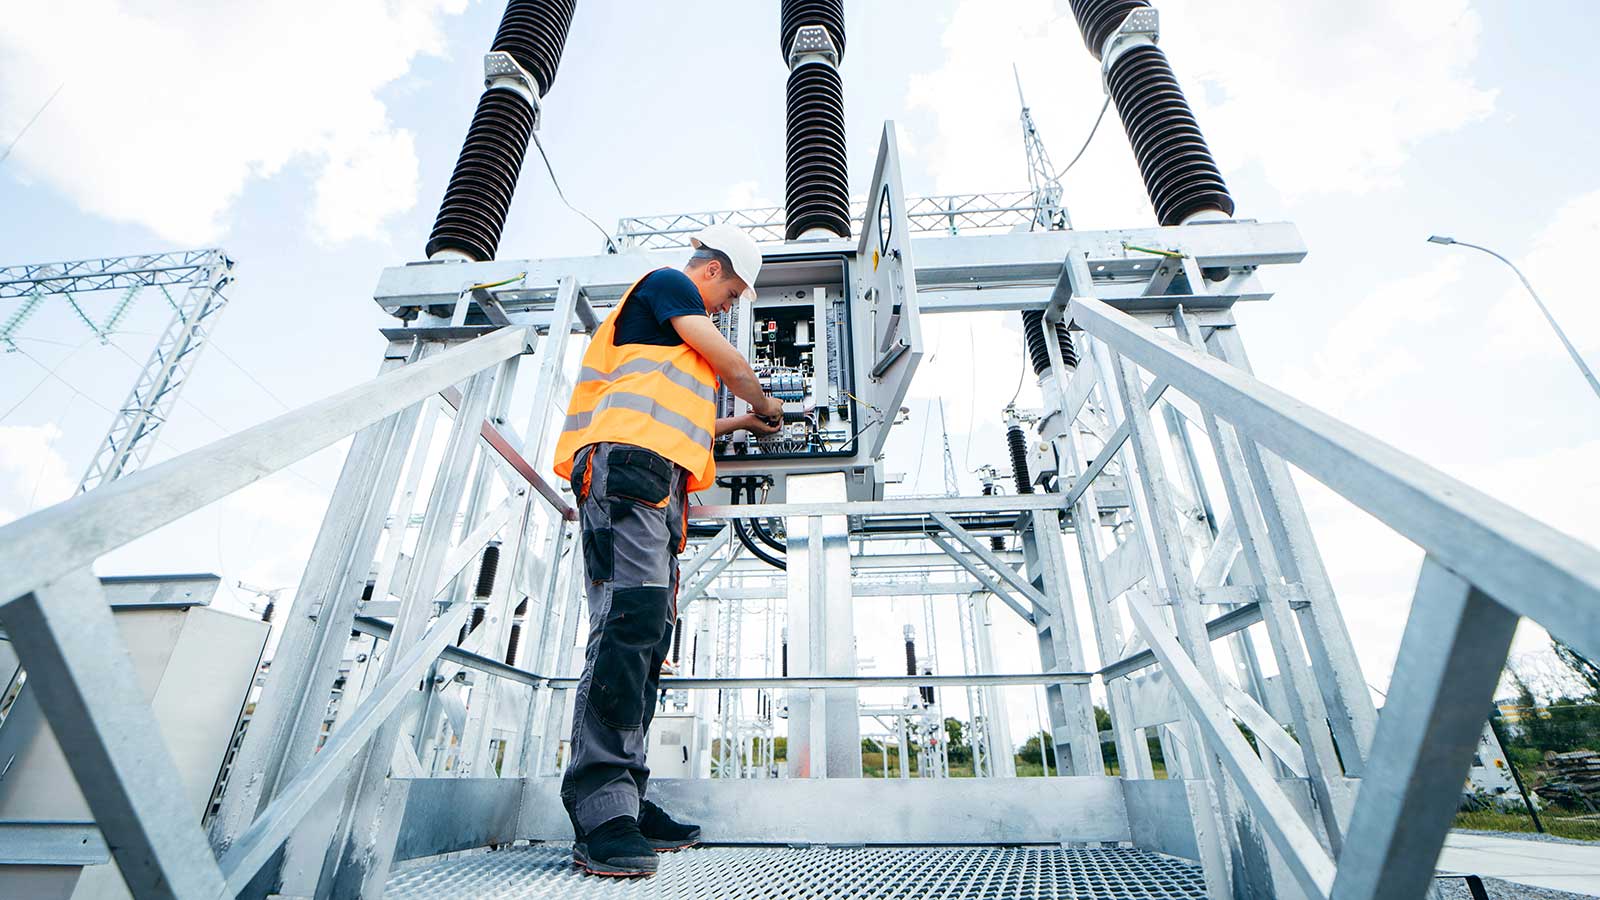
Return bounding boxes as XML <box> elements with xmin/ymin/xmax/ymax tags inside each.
<box><xmin>0</xmin><ymin>337</ymin><xmax>96</xmax><ymax>423</ymax></box>
<box><xmin>26</xmin><ymin>337</ymin><xmax>334</xmax><ymax>494</ymax></box>
<box><xmin>1052</xmin><ymin>95</ymin><xmax>1112</xmax><ymax>183</ymax></box>
<box><xmin>530</xmin><ymin>130</ymin><xmax>619</xmax><ymax>254</ymax></box>
<box><xmin>203</xmin><ymin>338</ymin><xmax>294</xmax><ymax>411</ymax></box>
<box><xmin>0</xmin><ymin>82</ymin><xmax>65</xmax><ymax>167</ymax></box>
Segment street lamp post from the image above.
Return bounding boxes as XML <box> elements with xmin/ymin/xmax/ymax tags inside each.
<box><xmin>1429</xmin><ymin>235</ymin><xmax>1600</xmax><ymax>404</ymax></box>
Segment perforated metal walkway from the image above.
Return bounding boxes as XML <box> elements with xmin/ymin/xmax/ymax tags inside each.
<box><xmin>385</xmin><ymin>844</ymin><xmax>1209</xmax><ymax>899</ymax></box>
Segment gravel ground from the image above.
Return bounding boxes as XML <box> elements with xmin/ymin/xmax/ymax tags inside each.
<box><xmin>1434</xmin><ymin>874</ymin><xmax>1595</xmax><ymax>900</ymax></box>
<box><xmin>1457</xmin><ymin>827</ymin><xmax>1600</xmax><ymax>847</ymax></box>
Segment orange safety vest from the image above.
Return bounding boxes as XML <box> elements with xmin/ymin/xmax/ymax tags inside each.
<box><xmin>552</xmin><ymin>270</ymin><xmax>719</xmax><ymax>491</ymax></box>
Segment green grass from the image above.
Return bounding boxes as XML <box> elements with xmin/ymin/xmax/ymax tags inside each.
<box><xmin>856</xmin><ymin>751</ymin><xmax>1166</xmax><ymax>779</ymax></box>
<box><xmin>1454</xmin><ymin>809</ymin><xmax>1600</xmax><ymax>842</ymax></box>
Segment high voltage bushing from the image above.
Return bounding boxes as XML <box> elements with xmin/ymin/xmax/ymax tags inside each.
<box><xmin>1021</xmin><ymin>309</ymin><xmax>1079</xmax><ymax>376</ymax></box>
<box><xmin>781</xmin><ymin>0</ymin><xmax>846</xmax><ymax>60</ymax></box>
<box><xmin>782</xmin><ymin>0</ymin><xmax>850</xmax><ymax>240</ymax></box>
<box><xmin>1007</xmin><ymin>423</ymin><xmax>1033</xmax><ymax>495</ymax></box>
<box><xmin>492</xmin><ymin>0</ymin><xmax>578</xmax><ymax>94</ymax></box>
<box><xmin>1068</xmin><ymin>0</ymin><xmax>1234</xmax><ymax>226</ymax></box>
<box><xmin>505</xmin><ymin>596</ymin><xmax>529</xmax><ymax>666</ymax></box>
<box><xmin>474</xmin><ymin>543</ymin><xmax>501</xmax><ymax>599</ymax></box>
<box><xmin>459</xmin><ymin>543</ymin><xmax>501</xmax><ymax>643</ymax></box>
<box><xmin>982</xmin><ymin>483</ymin><xmax>1006</xmax><ymax>551</ymax></box>
<box><xmin>426</xmin><ymin>0</ymin><xmax>577</xmax><ymax>262</ymax></box>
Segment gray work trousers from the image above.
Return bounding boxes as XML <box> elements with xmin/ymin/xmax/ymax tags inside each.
<box><xmin>560</xmin><ymin>441</ymin><xmax>688</xmax><ymax>834</ymax></box>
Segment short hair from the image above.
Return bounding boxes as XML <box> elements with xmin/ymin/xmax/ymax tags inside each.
<box><xmin>687</xmin><ymin>245</ymin><xmax>737</xmax><ymax>279</ymax></box>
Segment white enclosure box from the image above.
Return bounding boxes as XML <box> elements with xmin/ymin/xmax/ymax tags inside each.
<box><xmin>0</xmin><ymin>579</ymin><xmax>267</xmax><ymax>900</ymax></box>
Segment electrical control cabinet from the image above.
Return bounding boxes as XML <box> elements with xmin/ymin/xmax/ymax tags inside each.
<box><xmin>715</xmin><ymin>272</ymin><xmax>857</xmax><ymax>462</ymax></box>
<box><xmin>712</xmin><ymin>125</ymin><xmax>921</xmax><ymax>501</ymax></box>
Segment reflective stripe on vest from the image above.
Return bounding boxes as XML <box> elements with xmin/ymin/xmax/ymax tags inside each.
<box><xmin>551</xmin><ymin>270</ymin><xmax>719</xmax><ymax>491</ymax></box>
<box><xmin>563</xmin><ymin>390</ymin><xmax>714</xmax><ymax>448</ymax></box>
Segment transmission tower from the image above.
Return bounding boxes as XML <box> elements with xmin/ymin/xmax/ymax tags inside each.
<box><xmin>1014</xmin><ymin>66</ymin><xmax>1069</xmax><ymax>231</ymax></box>
<box><xmin>0</xmin><ymin>248</ymin><xmax>236</xmax><ymax>492</ymax></box>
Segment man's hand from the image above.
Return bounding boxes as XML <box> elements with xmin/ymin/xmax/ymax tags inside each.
<box><xmin>754</xmin><ymin>395</ymin><xmax>784</xmax><ymax>421</ymax></box>
<box><xmin>742</xmin><ymin>412</ymin><xmax>783</xmax><ymax>436</ymax></box>
<box><xmin>715</xmin><ymin>412</ymin><xmax>783</xmax><ymax>437</ymax></box>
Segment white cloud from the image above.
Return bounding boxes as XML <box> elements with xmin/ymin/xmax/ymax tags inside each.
<box><xmin>904</xmin><ymin>0</ymin><xmax>1495</xmax><ymax>216</ymax></box>
<box><xmin>1275</xmin><ymin>256</ymin><xmax>1466</xmax><ymax>412</ymax></box>
<box><xmin>1483</xmin><ymin>187</ymin><xmax>1600</xmax><ymax>360</ymax></box>
<box><xmin>1159</xmin><ymin>0</ymin><xmax>1496</xmax><ymax>197</ymax></box>
<box><xmin>0</xmin><ymin>0</ymin><xmax>468</xmax><ymax>244</ymax></box>
<box><xmin>722</xmin><ymin>179</ymin><xmax>775</xmax><ymax>211</ymax></box>
<box><xmin>0</xmin><ymin>423</ymin><xmax>77</xmax><ymax>523</ymax></box>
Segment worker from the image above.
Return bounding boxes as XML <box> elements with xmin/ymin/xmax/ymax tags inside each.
<box><xmin>551</xmin><ymin>223</ymin><xmax>784</xmax><ymax>877</ymax></box>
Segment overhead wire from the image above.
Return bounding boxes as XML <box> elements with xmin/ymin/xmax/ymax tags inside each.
<box><xmin>1052</xmin><ymin>95</ymin><xmax>1112</xmax><ymax>183</ymax></box>
<box><xmin>530</xmin><ymin>131</ymin><xmax>619</xmax><ymax>254</ymax></box>
<box><xmin>203</xmin><ymin>339</ymin><xmax>295</xmax><ymax>411</ymax></box>
<box><xmin>103</xmin><ymin>336</ymin><xmax>334</xmax><ymax>493</ymax></box>
<box><xmin>1</xmin><ymin>337</ymin><xmax>97</xmax><ymax>423</ymax></box>
<box><xmin>0</xmin><ymin>82</ymin><xmax>64</xmax><ymax>167</ymax></box>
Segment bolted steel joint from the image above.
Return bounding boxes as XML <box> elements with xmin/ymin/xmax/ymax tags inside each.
<box><xmin>787</xmin><ymin>25</ymin><xmax>840</xmax><ymax>68</ymax></box>
<box><xmin>1100</xmin><ymin>7</ymin><xmax>1160</xmax><ymax>78</ymax></box>
<box><xmin>483</xmin><ymin>51</ymin><xmax>543</xmax><ymax>129</ymax></box>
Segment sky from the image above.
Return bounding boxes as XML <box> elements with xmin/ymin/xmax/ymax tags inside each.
<box><xmin>4</xmin><ymin>1</ymin><xmax>1600</xmax><ymax>750</ymax></box>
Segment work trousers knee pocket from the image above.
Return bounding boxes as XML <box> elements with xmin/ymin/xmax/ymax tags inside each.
<box><xmin>591</xmin><ymin>585</ymin><xmax>671</xmax><ymax>729</ymax></box>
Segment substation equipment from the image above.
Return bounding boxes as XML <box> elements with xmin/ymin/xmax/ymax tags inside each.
<box><xmin>2</xmin><ymin>1</ymin><xmax>1599</xmax><ymax>899</ymax></box>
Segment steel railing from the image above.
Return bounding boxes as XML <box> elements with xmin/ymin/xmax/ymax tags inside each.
<box><xmin>0</xmin><ymin>326</ymin><xmax>532</xmax><ymax>899</ymax></box>
<box><xmin>1058</xmin><ymin>282</ymin><xmax>1600</xmax><ymax>900</ymax></box>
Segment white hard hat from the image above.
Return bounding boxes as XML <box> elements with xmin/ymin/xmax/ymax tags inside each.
<box><xmin>690</xmin><ymin>223</ymin><xmax>762</xmax><ymax>301</ymax></box>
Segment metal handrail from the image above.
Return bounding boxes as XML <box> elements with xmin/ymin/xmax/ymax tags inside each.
<box><xmin>1066</xmin><ymin>293</ymin><xmax>1600</xmax><ymax>899</ymax></box>
<box><xmin>0</xmin><ymin>326</ymin><xmax>528</xmax><ymax>608</ymax></box>
<box><xmin>1068</xmin><ymin>295</ymin><xmax>1600</xmax><ymax>652</ymax></box>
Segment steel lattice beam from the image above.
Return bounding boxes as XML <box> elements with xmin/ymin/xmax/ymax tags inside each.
<box><xmin>614</xmin><ymin>191</ymin><xmax>1046</xmax><ymax>249</ymax></box>
<box><xmin>0</xmin><ymin>247</ymin><xmax>236</xmax><ymax>492</ymax></box>
<box><xmin>0</xmin><ymin>249</ymin><xmax>229</xmax><ymax>300</ymax></box>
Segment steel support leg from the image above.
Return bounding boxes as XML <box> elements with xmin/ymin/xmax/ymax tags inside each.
<box><xmin>1208</xmin><ymin>326</ymin><xmax>1379</xmax><ymax>773</ymax></box>
<box><xmin>1332</xmin><ymin>559</ymin><xmax>1518</xmax><ymax>900</ymax></box>
<box><xmin>1172</xmin><ymin>309</ymin><xmax>1349</xmax><ymax>849</ymax></box>
<box><xmin>318</xmin><ymin>364</ymin><xmax>499</xmax><ymax>898</ymax></box>
<box><xmin>1021</xmin><ymin>509</ymin><xmax>1104</xmax><ymax>774</ymax></box>
<box><xmin>213</xmin><ymin>356</ymin><xmax>424</xmax><ymax>897</ymax></box>
<box><xmin>784</xmin><ymin>472</ymin><xmax>860</xmax><ymax>778</ymax></box>
<box><xmin>1099</xmin><ymin>337</ymin><xmax>1251</xmax><ymax>897</ymax></box>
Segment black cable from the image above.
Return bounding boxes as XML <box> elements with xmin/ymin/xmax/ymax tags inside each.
<box><xmin>730</xmin><ymin>481</ymin><xmax>786</xmax><ymax>570</ymax></box>
<box><xmin>744</xmin><ymin>478</ymin><xmax>788</xmax><ymax>554</ymax></box>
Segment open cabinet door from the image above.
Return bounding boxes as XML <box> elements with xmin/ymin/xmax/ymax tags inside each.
<box><xmin>853</xmin><ymin>122</ymin><xmax>923</xmax><ymax>460</ymax></box>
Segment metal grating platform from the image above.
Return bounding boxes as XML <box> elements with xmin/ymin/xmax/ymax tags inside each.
<box><xmin>385</xmin><ymin>844</ymin><xmax>1209</xmax><ymax>899</ymax></box>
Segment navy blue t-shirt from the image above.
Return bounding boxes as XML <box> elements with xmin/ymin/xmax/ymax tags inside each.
<box><xmin>614</xmin><ymin>268</ymin><xmax>705</xmax><ymax>346</ymax></box>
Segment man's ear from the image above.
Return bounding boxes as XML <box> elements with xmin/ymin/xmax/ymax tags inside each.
<box><xmin>702</xmin><ymin>259</ymin><xmax>722</xmax><ymax>282</ymax></box>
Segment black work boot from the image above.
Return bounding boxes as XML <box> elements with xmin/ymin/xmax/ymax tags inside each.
<box><xmin>639</xmin><ymin>798</ymin><xmax>702</xmax><ymax>851</ymax></box>
<box><xmin>574</xmin><ymin>815</ymin><xmax>658</xmax><ymax>877</ymax></box>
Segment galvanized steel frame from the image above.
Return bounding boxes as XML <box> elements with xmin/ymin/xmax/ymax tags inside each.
<box><xmin>2</xmin><ymin>202</ymin><xmax>1595</xmax><ymax>900</ymax></box>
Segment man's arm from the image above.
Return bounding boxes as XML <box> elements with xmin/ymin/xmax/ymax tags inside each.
<box><xmin>671</xmin><ymin>315</ymin><xmax>783</xmax><ymax>418</ymax></box>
